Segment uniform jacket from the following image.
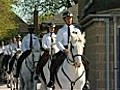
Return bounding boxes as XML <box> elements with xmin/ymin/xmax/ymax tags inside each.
<box><xmin>21</xmin><ymin>33</ymin><xmax>40</xmax><ymax>52</ymax></box>
<box><xmin>42</xmin><ymin>32</ymin><xmax>59</xmax><ymax>54</ymax></box>
<box><xmin>56</xmin><ymin>24</ymin><xmax>86</xmax><ymax>52</ymax></box>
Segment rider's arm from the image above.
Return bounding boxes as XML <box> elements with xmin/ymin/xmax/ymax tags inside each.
<box><xmin>33</xmin><ymin>35</ymin><xmax>40</xmax><ymax>51</ymax></box>
<box><xmin>21</xmin><ymin>36</ymin><xmax>26</xmax><ymax>52</ymax></box>
<box><xmin>56</xmin><ymin>29</ymin><xmax>65</xmax><ymax>52</ymax></box>
<box><xmin>42</xmin><ymin>34</ymin><xmax>49</xmax><ymax>50</ymax></box>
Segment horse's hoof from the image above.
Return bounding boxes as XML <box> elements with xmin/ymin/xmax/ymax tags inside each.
<box><xmin>7</xmin><ymin>84</ymin><xmax>11</xmax><ymax>88</ymax></box>
<box><xmin>83</xmin><ymin>81</ymin><xmax>91</xmax><ymax>90</ymax></box>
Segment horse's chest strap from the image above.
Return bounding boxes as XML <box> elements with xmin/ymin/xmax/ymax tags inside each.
<box><xmin>61</xmin><ymin>67</ymin><xmax>85</xmax><ymax>90</ymax></box>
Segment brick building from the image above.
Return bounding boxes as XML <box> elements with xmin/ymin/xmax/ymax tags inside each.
<box><xmin>78</xmin><ymin>0</ymin><xmax>120</xmax><ymax>90</ymax></box>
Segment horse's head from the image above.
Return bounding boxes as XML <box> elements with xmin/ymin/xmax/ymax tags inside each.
<box><xmin>28</xmin><ymin>50</ymin><xmax>40</xmax><ymax>68</ymax></box>
<box><xmin>68</xmin><ymin>31</ymin><xmax>85</xmax><ymax>67</ymax></box>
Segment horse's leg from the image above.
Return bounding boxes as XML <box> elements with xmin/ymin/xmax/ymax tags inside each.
<box><xmin>15</xmin><ymin>77</ymin><xmax>19</xmax><ymax>90</ymax></box>
<box><xmin>33</xmin><ymin>80</ymin><xmax>37</xmax><ymax>90</ymax></box>
<box><xmin>19</xmin><ymin>76</ymin><xmax>25</xmax><ymax>90</ymax></box>
<box><xmin>6</xmin><ymin>73</ymin><xmax>11</xmax><ymax>88</ymax></box>
<box><xmin>40</xmin><ymin>83</ymin><xmax>47</xmax><ymax>90</ymax></box>
<box><xmin>39</xmin><ymin>79</ymin><xmax>48</xmax><ymax>90</ymax></box>
<box><xmin>10</xmin><ymin>74</ymin><xmax>13</xmax><ymax>90</ymax></box>
<box><xmin>25</xmin><ymin>81</ymin><xmax>29</xmax><ymax>90</ymax></box>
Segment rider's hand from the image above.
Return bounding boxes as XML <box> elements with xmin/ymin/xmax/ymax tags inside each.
<box><xmin>63</xmin><ymin>49</ymin><xmax>69</xmax><ymax>55</ymax></box>
<box><xmin>46</xmin><ymin>48</ymin><xmax>50</xmax><ymax>51</ymax></box>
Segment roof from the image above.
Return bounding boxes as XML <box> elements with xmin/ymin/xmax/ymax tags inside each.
<box><xmin>86</xmin><ymin>0</ymin><xmax>120</xmax><ymax>14</ymax></box>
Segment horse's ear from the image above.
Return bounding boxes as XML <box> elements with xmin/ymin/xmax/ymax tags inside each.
<box><xmin>82</xmin><ymin>32</ymin><xmax>85</xmax><ymax>37</ymax></box>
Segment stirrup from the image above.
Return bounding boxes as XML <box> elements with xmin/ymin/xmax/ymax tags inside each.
<box><xmin>7</xmin><ymin>71</ymin><xmax>11</xmax><ymax>74</ymax></box>
<box><xmin>47</xmin><ymin>81</ymin><xmax>54</xmax><ymax>88</ymax></box>
<box><xmin>34</xmin><ymin>75</ymin><xmax>39</xmax><ymax>80</ymax></box>
<box><xmin>14</xmin><ymin>74</ymin><xmax>19</xmax><ymax>78</ymax></box>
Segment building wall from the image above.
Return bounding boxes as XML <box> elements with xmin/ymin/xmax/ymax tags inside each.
<box><xmin>84</xmin><ymin>21</ymin><xmax>107</xmax><ymax>90</ymax></box>
<box><xmin>78</xmin><ymin>0</ymin><xmax>86</xmax><ymax>20</ymax></box>
<box><xmin>78</xmin><ymin>1</ymin><xmax>120</xmax><ymax>89</ymax></box>
<box><xmin>79</xmin><ymin>10</ymin><xmax>120</xmax><ymax>90</ymax></box>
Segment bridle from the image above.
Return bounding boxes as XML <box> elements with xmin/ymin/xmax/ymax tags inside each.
<box><xmin>66</xmin><ymin>42</ymin><xmax>82</xmax><ymax>67</ymax></box>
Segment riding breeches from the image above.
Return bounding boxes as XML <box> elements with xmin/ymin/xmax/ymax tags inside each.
<box><xmin>2</xmin><ymin>55</ymin><xmax>11</xmax><ymax>71</ymax></box>
<box><xmin>16</xmin><ymin>50</ymin><xmax>31</xmax><ymax>76</ymax></box>
<box><xmin>36</xmin><ymin>50</ymin><xmax>50</xmax><ymax>74</ymax></box>
<box><xmin>49</xmin><ymin>51</ymin><xmax>66</xmax><ymax>81</ymax></box>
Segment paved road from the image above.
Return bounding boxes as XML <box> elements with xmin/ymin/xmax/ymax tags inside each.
<box><xmin>0</xmin><ymin>82</ymin><xmax>9</xmax><ymax>90</ymax></box>
<box><xmin>0</xmin><ymin>82</ymin><xmax>41</xmax><ymax>90</ymax></box>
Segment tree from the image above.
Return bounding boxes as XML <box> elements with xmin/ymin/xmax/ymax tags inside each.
<box><xmin>0</xmin><ymin>0</ymin><xmax>18</xmax><ymax>40</ymax></box>
<box><xmin>12</xmin><ymin>0</ymin><xmax>78</xmax><ymax>23</ymax></box>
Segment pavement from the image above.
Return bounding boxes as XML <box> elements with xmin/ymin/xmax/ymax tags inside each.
<box><xmin>0</xmin><ymin>80</ymin><xmax>41</xmax><ymax>90</ymax></box>
<box><xmin>0</xmin><ymin>81</ymin><xmax>9</xmax><ymax>90</ymax></box>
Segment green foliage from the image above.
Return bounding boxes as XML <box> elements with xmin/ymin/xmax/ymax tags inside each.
<box><xmin>0</xmin><ymin>0</ymin><xmax>18</xmax><ymax>40</ymax></box>
<box><xmin>12</xmin><ymin>0</ymin><xmax>77</xmax><ymax>22</ymax></box>
<box><xmin>38</xmin><ymin>12</ymin><xmax>54</xmax><ymax>23</ymax></box>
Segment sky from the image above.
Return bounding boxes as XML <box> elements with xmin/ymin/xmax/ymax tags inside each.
<box><xmin>10</xmin><ymin>0</ymin><xmax>73</xmax><ymax>24</ymax></box>
<box><xmin>11</xmin><ymin>4</ymin><xmax>32</xmax><ymax>24</ymax></box>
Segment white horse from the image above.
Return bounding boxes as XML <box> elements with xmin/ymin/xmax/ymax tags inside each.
<box><xmin>19</xmin><ymin>49</ymin><xmax>40</xmax><ymax>90</ymax></box>
<box><xmin>8</xmin><ymin>50</ymin><xmax>22</xmax><ymax>90</ymax></box>
<box><xmin>39</xmin><ymin>32</ymin><xmax>86</xmax><ymax>90</ymax></box>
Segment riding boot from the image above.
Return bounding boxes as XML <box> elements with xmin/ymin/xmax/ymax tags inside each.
<box><xmin>34</xmin><ymin>58</ymin><xmax>42</xmax><ymax>80</ymax></box>
<box><xmin>34</xmin><ymin>50</ymin><xmax>50</xmax><ymax>80</ymax></box>
<box><xmin>47</xmin><ymin>51</ymin><xmax>66</xmax><ymax>88</ymax></box>
<box><xmin>7</xmin><ymin>54</ymin><xmax>16</xmax><ymax>74</ymax></box>
<box><xmin>14</xmin><ymin>50</ymin><xmax>31</xmax><ymax>78</ymax></box>
<box><xmin>2</xmin><ymin>55</ymin><xmax>11</xmax><ymax>71</ymax></box>
<box><xmin>47</xmin><ymin>61</ymin><xmax>55</xmax><ymax>88</ymax></box>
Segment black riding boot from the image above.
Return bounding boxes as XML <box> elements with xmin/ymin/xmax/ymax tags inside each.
<box><xmin>14</xmin><ymin>50</ymin><xmax>31</xmax><ymax>78</ymax></box>
<box><xmin>47</xmin><ymin>51</ymin><xmax>66</xmax><ymax>88</ymax></box>
<box><xmin>7</xmin><ymin>54</ymin><xmax>16</xmax><ymax>74</ymax></box>
<box><xmin>47</xmin><ymin>60</ymin><xmax>55</xmax><ymax>88</ymax></box>
<box><xmin>34</xmin><ymin>50</ymin><xmax>50</xmax><ymax>80</ymax></box>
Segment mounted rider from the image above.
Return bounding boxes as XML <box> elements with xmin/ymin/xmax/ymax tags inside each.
<box><xmin>14</xmin><ymin>24</ymin><xmax>40</xmax><ymax>78</ymax></box>
<box><xmin>35</xmin><ymin>23</ymin><xmax>59</xmax><ymax>80</ymax></box>
<box><xmin>47</xmin><ymin>11</ymin><xmax>88</xmax><ymax>88</ymax></box>
<box><xmin>7</xmin><ymin>34</ymin><xmax>22</xmax><ymax>74</ymax></box>
<box><xmin>1</xmin><ymin>39</ymin><xmax>13</xmax><ymax>71</ymax></box>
